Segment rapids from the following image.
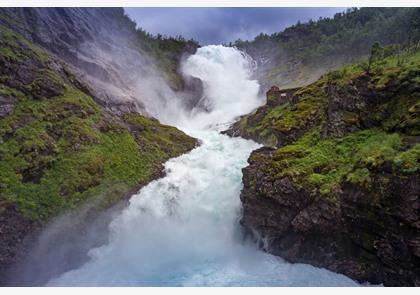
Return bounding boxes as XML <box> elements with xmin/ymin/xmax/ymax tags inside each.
<box><xmin>46</xmin><ymin>45</ymin><xmax>359</xmax><ymax>286</ymax></box>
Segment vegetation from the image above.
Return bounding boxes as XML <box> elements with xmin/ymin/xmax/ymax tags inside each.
<box><xmin>269</xmin><ymin>128</ymin><xmax>411</xmax><ymax>197</ymax></box>
<box><xmin>234</xmin><ymin>80</ymin><xmax>328</xmax><ymax>146</ymax></box>
<box><xmin>0</xmin><ymin>26</ymin><xmax>196</xmax><ymax>221</ymax></box>
<box><xmin>235</xmin><ymin>7</ymin><xmax>420</xmax><ymax>89</ymax></box>
<box><xmin>242</xmin><ymin>45</ymin><xmax>419</xmax><ymax>199</ymax></box>
<box><xmin>135</xmin><ymin>30</ymin><xmax>199</xmax><ymax>89</ymax></box>
<box><xmin>0</xmin><ymin>7</ymin><xmax>200</xmax><ymax>91</ymax></box>
<box><xmin>115</xmin><ymin>8</ymin><xmax>200</xmax><ymax>89</ymax></box>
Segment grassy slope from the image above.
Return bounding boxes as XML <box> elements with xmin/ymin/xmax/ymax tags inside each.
<box><xmin>0</xmin><ymin>25</ymin><xmax>197</xmax><ymax>221</ymax></box>
<box><xmin>237</xmin><ymin>48</ymin><xmax>420</xmax><ymax>199</ymax></box>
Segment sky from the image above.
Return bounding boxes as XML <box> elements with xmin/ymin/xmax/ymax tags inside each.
<box><xmin>124</xmin><ymin>7</ymin><xmax>347</xmax><ymax>45</ymax></box>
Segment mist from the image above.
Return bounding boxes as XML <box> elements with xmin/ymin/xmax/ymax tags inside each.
<box><xmin>72</xmin><ymin>27</ymin><xmax>190</xmax><ymax>122</ymax></box>
<box><xmin>6</xmin><ymin>194</ymin><xmax>128</xmax><ymax>286</ymax></box>
<box><xmin>3</xmin><ymin>10</ymin><xmax>197</xmax><ymax>285</ymax></box>
<box><xmin>179</xmin><ymin>45</ymin><xmax>262</xmax><ymax>130</ymax></box>
<box><xmin>8</xmin><ymin>44</ymin><xmax>263</xmax><ymax>286</ymax></box>
<box><xmin>8</xmin><ymin>44</ymin><xmax>359</xmax><ymax>286</ymax></box>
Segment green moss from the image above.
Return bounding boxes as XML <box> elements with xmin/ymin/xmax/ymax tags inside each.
<box><xmin>27</xmin><ymin>68</ymin><xmax>65</xmax><ymax>95</ymax></box>
<box><xmin>357</xmin><ymin>133</ymin><xmax>401</xmax><ymax>168</ymax></box>
<box><xmin>272</xmin><ymin>92</ymin><xmax>325</xmax><ymax>133</ymax></box>
<box><xmin>0</xmin><ymin>82</ymin><xmax>25</xmax><ymax>96</ymax></box>
<box><xmin>341</xmin><ymin>111</ymin><xmax>360</xmax><ymax>124</ymax></box>
<box><xmin>267</xmin><ymin>129</ymin><xmax>404</xmax><ymax>199</ymax></box>
<box><xmin>0</xmin><ymin>26</ymin><xmax>22</xmax><ymax>61</ymax></box>
<box><xmin>385</xmin><ymin>96</ymin><xmax>419</xmax><ymax>135</ymax></box>
<box><xmin>346</xmin><ymin>168</ymin><xmax>372</xmax><ymax>188</ymax></box>
<box><xmin>266</xmin><ymin>93</ymin><xmax>278</xmax><ymax>106</ymax></box>
<box><xmin>239</xmin><ymin>46</ymin><xmax>419</xmax><ymax>205</ymax></box>
<box><xmin>325</xmin><ymin>64</ymin><xmax>365</xmax><ymax>87</ymax></box>
<box><xmin>0</xmin><ymin>87</ymin><xmax>195</xmax><ymax>220</ymax></box>
<box><xmin>0</xmin><ymin>24</ymin><xmax>49</xmax><ymax>63</ymax></box>
<box><xmin>393</xmin><ymin>144</ymin><xmax>420</xmax><ymax>173</ymax></box>
<box><xmin>0</xmin><ymin>23</ymin><xmax>197</xmax><ymax>221</ymax></box>
<box><xmin>123</xmin><ymin>113</ymin><xmax>197</xmax><ymax>159</ymax></box>
<box><xmin>308</xmin><ymin>173</ymin><xmax>327</xmax><ymax>185</ymax></box>
<box><xmin>234</xmin><ymin>79</ymin><xmax>328</xmax><ymax>147</ymax></box>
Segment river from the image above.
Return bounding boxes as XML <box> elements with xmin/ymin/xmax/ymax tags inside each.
<box><xmin>46</xmin><ymin>45</ymin><xmax>359</xmax><ymax>286</ymax></box>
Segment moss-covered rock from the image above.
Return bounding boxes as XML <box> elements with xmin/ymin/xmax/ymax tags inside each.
<box><xmin>223</xmin><ymin>81</ymin><xmax>328</xmax><ymax>147</ymax></box>
<box><xmin>235</xmin><ymin>47</ymin><xmax>420</xmax><ymax>286</ymax></box>
<box><xmin>0</xmin><ymin>24</ymin><xmax>197</xmax><ymax>281</ymax></box>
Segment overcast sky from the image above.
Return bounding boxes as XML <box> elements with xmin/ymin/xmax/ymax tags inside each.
<box><xmin>124</xmin><ymin>7</ymin><xmax>347</xmax><ymax>45</ymax></box>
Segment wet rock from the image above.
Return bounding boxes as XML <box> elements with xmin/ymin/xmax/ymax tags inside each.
<box><xmin>232</xmin><ymin>61</ymin><xmax>420</xmax><ymax>286</ymax></box>
<box><xmin>0</xmin><ymin>8</ymin><xmax>198</xmax><ymax>117</ymax></box>
<box><xmin>0</xmin><ymin>205</ymin><xmax>39</xmax><ymax>286</ymax></box>
<box><xmin>181</xmin><ymin>76</ymin><xmax>204</xmax><ymax>110</ymax></box>
<box><xmin>241</xmin><ymin>148</ymin><xmax>420</xmax><ymax>285</ymax></box>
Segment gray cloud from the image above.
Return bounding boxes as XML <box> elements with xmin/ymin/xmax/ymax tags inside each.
<box><xmin>124</xmin><ymin>8</ymin><xmax>347</xmax><ymax>45</ymax></box>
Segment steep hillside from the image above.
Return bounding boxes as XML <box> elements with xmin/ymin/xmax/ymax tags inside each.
<box><xmin>0</xmin><ymin>24</ymin><xmax>197</xmax><ymax>283</ymax></box>
<box><xmin>235</xmin><ymin>7</ymin><xmax>420</xmax><ymax>92</ymax></box>
<box><xmin>225</xmin><ymin>47</ymin><xmax>420</xmax><ymax>286</ymax></box>
<box><xmin>0</xmin><ymin>8</ymin><xmax>200</xmax><ymax>116</ymax></box>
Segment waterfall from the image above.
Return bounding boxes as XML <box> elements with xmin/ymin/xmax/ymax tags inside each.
<box><xmin>46</xmin><ymin>45</ymin><xmax>358</xmax><ymax>286</ymax></box>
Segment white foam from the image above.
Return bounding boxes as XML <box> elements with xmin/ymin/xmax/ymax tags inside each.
<box><xmin>47</xmin><ymin>46</ymin><xmax>359</xmax><ymax>287</ymax></box>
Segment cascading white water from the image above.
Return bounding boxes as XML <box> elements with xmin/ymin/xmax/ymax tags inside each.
<box><xmin>178</xmin><ymin>45</ymin><xmax>262</xmax><ymax>129</ymax></box>
<box><xmin>47</xmin><ymin>45</ymin><xmax>359</xmax><ymax>286</ymax></box>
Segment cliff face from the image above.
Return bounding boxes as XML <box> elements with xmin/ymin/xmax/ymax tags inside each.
<box><xmin>0</xmin><ymin>8</ymin><xmax>200</xmax><ymax>117</ymax></box>
<box><xmin>0</xmin><ymin>19</ymin><xmax>198</xmax><ymax>284</ymax></box>
<box><xmin>227</xmin><ymin>48</ymin><xmax>420</xmax><ymax>286</ymax></box>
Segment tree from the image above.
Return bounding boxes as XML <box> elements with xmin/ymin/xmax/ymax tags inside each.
<box><xmin>366</xmin><ymin>42</ymin><xmax>382</xmax><ymax>73</ymax></box>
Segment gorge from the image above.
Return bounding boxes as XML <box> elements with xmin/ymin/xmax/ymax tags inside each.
<box><xmin>0</xmin><ymin>7</ymin><xmax>419</xmax><ymax>287</ymax></box>
<box><xmin>39</xmin><ymin>44</ymin><xmax>360</xmax><ymax>287</ymax></box>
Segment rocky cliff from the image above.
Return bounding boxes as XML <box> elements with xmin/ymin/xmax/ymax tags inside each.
<box><xmin>0</xmin><ymin>8</ymin><xmax>201</xmax><ymax>117</ymax></box>
<box><xmin>0</xmin><ymin>14</ymin><xmax>198</xmax><ymax>284</ymax></box>
<box><xmin>226</xmin><ymin>47</ymin><xmax>420</xmax><ymax>286</ymax></box>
